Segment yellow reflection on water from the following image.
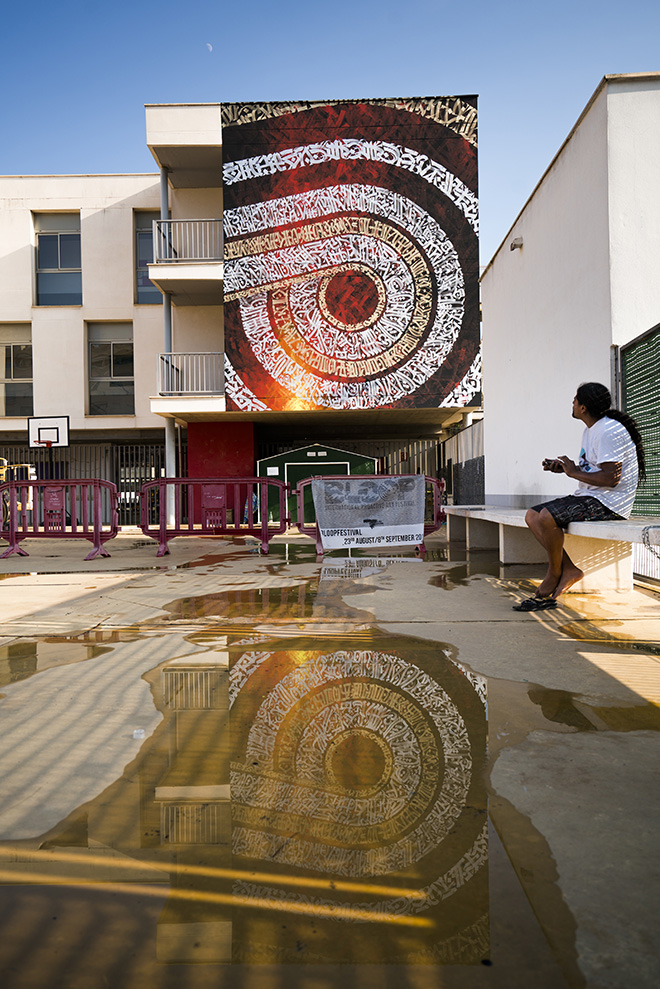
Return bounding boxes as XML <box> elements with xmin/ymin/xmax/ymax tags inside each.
<box><xmin>0</xmin><ymin>633</ymin><xmax>489</xmax><ymax>968</ymax></box>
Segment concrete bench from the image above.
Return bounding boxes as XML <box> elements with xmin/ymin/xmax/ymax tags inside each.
<box><xmin>444</xmin><ymin>505</ymin><xmax>660</xmax><ymax>592</ymax></box>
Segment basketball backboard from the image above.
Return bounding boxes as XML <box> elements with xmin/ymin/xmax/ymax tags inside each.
<box><xmin>28</xmin><ymin>416</ymin><xmax>70</xmax><ymax>449</ymax></box>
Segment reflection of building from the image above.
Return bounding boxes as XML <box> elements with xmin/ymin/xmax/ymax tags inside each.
<box><xmin>0</xmin><ymin>628</ymin><xmax>488</xmax><ymax>965</ymax></box>
<box><xmin>229</xmin><ymin>637</ymin><xmax>488</xmax><ymax>964</ymax></box>
<box><xmin>0</xmin><ymin>98</ymin><xmax>481</xmax><ymax>508</ymax></box>
<box><xmin>154</xmin><ymin>649</ymin><xmax>233</xmax><ymax>964</ymax></box>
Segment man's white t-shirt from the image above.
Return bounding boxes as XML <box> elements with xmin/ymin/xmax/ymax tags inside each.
<box><xmin>574</xmin><ymin>416</ymin><xmax>638</xmax><ymax>517</ymax></box>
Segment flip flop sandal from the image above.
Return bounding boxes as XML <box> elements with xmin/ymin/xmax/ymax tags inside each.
<box><xmin>512</xmin><ymin>596</ymin><xmax>558</xmax><ymax>612</ymax></box>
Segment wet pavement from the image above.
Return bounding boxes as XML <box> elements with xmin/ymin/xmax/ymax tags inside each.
<box><xmin>0</xmin><ymin>530</ymin><xmax>659</xmax><ymax>988</ymax></box>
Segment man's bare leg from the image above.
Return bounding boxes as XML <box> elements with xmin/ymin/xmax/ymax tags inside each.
<box><xmin>524</xmin><ymin>508</ymin><xmax>563</xmax><ymax>596</ymax></box>
<box><xmin>524</xmin><ymin>508</ymin><xmax>583</xmax><ymax>597</ymax></box>
<box><xmin>553</xmin><ymin>552</ymin><xmax>584</xmax><ymax>597</ymax></box>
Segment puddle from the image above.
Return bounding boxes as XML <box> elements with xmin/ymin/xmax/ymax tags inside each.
<box><xmin>225</xmin><ymin>634</ymin><xmax>488</xmax><ymax>965</ymax></box>
<box><xmin>0</xmin><ymin>638</ymin><xmax>113</xmax><ymax>688</ymax></box>
<box><xmin>559</xmin><ymin>618</ymin><xmax>660</xmax><ymax>657</ymax></box>
<box><xmin>526</xmin><ymin>683</ymin><xmax>660</xmax><ymax>733</ymax></box>
<box><xmin>162</xmin><ymin>572</ymin><xmax>380</xmax><ymax>626</ymax></box>
<box><xmin>1</xmin><ymin>547</ymin><xmax>657</xmax><ymax>986</ymax></box>
<box><xmin>0</xmin><ymin>632</ymin><xmax>492</xmax><ymax>971</ymax></box>
<box><xmin>427</xmin><ymin>565</ymin><xmax>472</xmax><ymax>589</ymax></box>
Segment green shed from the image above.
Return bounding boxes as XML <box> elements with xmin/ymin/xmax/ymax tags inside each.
<box><xmin>257</xmin><ymin>443</ymin><xmax>378</xmax><ymax>524</ymax></box>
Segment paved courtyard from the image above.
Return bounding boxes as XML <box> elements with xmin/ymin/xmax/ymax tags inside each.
<box><xmin>0</xmin><ymin>529</ymin><xmax>658</xmax><ymax>989</ymax></box>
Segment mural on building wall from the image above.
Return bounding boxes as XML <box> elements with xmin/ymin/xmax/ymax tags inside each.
<box><xmin>222</xmin><ymin>98</ymin><xmax>479</xmax><ymax>412</ymax></box>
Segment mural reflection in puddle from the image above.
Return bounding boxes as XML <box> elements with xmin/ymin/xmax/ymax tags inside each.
<box><xmin>222</xmin><ymin>635</ymin><xmax>488</xmax><ymax>964</ymax></box>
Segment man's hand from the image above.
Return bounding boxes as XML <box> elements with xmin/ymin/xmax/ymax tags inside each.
<box><xmin>556</xmin><ymin>456</ymin><xmax>578</xmax><ymax>477</ymax></box>
<box><xmin>542</xmin><ymin>458</ymin><xmax>565</xmax><ymax>473</ymax></box>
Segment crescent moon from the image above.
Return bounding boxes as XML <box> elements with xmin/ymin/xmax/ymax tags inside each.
<box><xmin>206</xmin><ymin>42</ymin><xmax>213</xmax><ymax>52</ymax></box>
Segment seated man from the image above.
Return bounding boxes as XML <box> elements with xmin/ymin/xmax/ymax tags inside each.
<box><xmin>515</xmin><ymin>381</ymin><xmax>646</xmax><ymax>611</ymax></box>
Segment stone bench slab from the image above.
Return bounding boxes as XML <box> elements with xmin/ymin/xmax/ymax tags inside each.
<box><xmin>444</xmin><ymin>506</ymin><xmax>660</xmax><ymax>545</ymax></box>
<box><xmin>444</xmin><ymin>506</ymin><xmax>660</xmax><ymax>593</ymax></box>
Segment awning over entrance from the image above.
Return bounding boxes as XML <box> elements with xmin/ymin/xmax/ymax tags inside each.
<box><xmin>148</xmin><ymin>403</ymin><xmax>481</xmax><ymax>440</ymax></box>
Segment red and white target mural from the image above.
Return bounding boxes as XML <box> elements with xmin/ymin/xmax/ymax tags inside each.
<box><xmin>222</xmin><ymin>98</ymin><xmax>479</xmax><ymax>412</ymax></box>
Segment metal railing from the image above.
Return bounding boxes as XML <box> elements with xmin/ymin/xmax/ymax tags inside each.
<box><xmin>1</xmin><ymin>479</ymin><xmax>119</xmax><ymax>560</ymax></box>
<box><xmin>138</xmin><ymin>477</ymin><xmax>289</xmax><ymax>556</ymax></box>
<box><xmin>153</xmin><ymin>219</ymin><xmax>223</xmax><ymax>263</ymax></box>
<box><xmin>295</xmin><ymin>474</ymin><xmax>446</xmax><ymax>555</ymax></box>
<box><xmin>157</xmin><ymin>353</ymin><xmax>223</xmax><ymax>395</ymax></box>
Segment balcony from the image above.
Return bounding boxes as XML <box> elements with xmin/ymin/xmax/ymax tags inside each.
<box><xmin>157</xmin><ymin>353</ymin><xmax>223</xmax><ymax>396</ymax></box>
<box><xmin>146</xmin><ymin>103</ymin><xmax>222</xmax><ymax>188</ymax></box>
<box><xmin>151</xmin><ymin>352</ymin><xmax>226</xmax><ymax>419</ymax></box>
<box><xmin>148</xmin><ymin>220</ymin><xmax>223</xmax><ymax>306</ymax></box>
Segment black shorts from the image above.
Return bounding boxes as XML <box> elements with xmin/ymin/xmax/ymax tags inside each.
<box><xmin>529</xmin><ymin>495</ymin><xmax>623</xmax><ymax>531</ymax></box>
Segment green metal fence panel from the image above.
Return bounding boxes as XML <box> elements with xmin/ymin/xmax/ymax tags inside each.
<box><xmin>622</xmin><ymin>324</ymin><xmax>660</xmax><ymax>518</ymax></box>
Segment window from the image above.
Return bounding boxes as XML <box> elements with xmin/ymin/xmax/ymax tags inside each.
<box><xmin>34</xmin><ymin>213</ymin><xmax>82</xmax><ymax>306</ymax></box>
<box><xmin>88</xmin><ymin>323</ymin><xmax>134</xmax><ymax>415</ymax></box>
<box><xmin>135</xmin><ymin>211</ymin><xmax>162</xmax><ymax>304</ymax></box>
<box><xmin>0</xmin><ymin>325</ymin><xmax>33</xmax><ymax>416</ymax></box>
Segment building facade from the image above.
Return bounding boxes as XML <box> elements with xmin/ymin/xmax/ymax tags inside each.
<box><xmin>480</xmin><ymin>73</ymin><xmax>660</xmax><ymax>515</ymax></box>
<box><xmin>0</xmin><ymin>98</ymin><xmax>482</xmax><ymax>508</ymax></box>
<box><xmin>0</xmin><ymin>173</ymin><xmax>163</xmax><ymax>433</ymax></box>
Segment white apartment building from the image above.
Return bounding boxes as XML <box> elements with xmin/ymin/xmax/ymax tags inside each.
<box><xmin>0</xmin><ymin>173</ymin><xmax>163</xmax><ymax>428</ymax></box>
<box><xmin>447</xmin><ymin>74</ymin><xmax>659</xmax><ymax>521</ymax></box>
<box><xmin>0</xmin><ymin>100</ymin><xmax>481</xmax><ymax>514</ymax></box>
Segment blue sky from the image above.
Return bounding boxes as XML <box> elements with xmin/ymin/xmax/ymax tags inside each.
<box><xmin>2</xmin><ymin>0</ymin><xmax>659</xmax><ymax>263</ymax></box>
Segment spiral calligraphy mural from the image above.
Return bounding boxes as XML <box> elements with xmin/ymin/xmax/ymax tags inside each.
<box><xmin>222</xmin><ymin>98</ymin><xmax>480</xmax><ymax>411</ymax></box>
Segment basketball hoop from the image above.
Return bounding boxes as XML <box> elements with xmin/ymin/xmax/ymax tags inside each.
<box><xmin>33</xmin><ymin>440</ymin><xmax>53</xmax><ymax>448</ymax></box>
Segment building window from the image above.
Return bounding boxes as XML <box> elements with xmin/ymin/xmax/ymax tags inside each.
<box><xmin>88</xmin><ymin>323</ymin><xmax>134</xmax><ymax>415</ymax></box>
<box><xmin>0</xmin><ymin>325</ymin><xmax>33</xmax><ymax>417</ymax></box>
<box><xmin>34</xmin><ymin>213</ymin><xmax>82</xmax><ymax>306</ymax></box>
<box><xmin>0</xmin><ymin>343</ymin><xmax>33</xmax><ymax>417</ymax></box>
<box><xmin>135</xmin><ymin>211</ymin><xmax>162</xmax><ymax>304</ymax></box>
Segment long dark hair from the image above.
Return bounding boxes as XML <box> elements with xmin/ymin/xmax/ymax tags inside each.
<box><xmin>576</xmin><ymin>382</ymin><xmax>646</xmax><ymax>481</ymax></box>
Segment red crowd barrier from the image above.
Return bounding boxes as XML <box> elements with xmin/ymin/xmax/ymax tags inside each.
<box><xmin>295</xmin><ymin>474</ymin><xmax>446</xmax><ymax>555</ymax></box>
<box><xmin>0</xmin><ymin>479</ymin><xmax>119</xmax><ymax>560</ymax></box>
<box><xmin>138</xmin><ymin>477</ymin><xmax>289</xmax><ymax>556</ymax></box>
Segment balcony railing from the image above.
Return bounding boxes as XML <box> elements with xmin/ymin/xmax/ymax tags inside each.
<box><xmin>158</xmin><ymin>353</ymin><xmax>223</xmax><ymax>395</ymax></box>
<box><xmin>153</xmin><ymin>220</ymin><xmax>223</xmax><ymax>263</ymax></box>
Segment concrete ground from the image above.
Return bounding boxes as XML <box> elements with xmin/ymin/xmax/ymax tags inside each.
<box><xmin>0</xmin><ymin>528</ymin><xmax>658</xmax><ymax>989</ymax></box>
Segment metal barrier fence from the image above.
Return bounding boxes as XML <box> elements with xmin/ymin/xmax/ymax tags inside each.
<box><xmin>295</xmin><ymin>474</ymin><xmax>446</xmax><ymax>554</ymax></box>
<box><xmin>138</xmin><ymin>477</ymin><xmax>289</xmax><ymax>556</ymax></box>
<box><xmin>0</xmin><ymin>440</ymin><xmax>176</xmax><ymax>528</ymax></box>
<box><xmin>0</xmin><ymin>479</ymin><xmax>119</xmax><ymax>560</ymax></box>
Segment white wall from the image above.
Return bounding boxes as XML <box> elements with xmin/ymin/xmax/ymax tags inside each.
<box><xmin>0</xmin><ymin>173</ymin><xmax>163</xmax><ymax>434</ymax></box>
<box><xmin>607</xmin><ymin>79</ymin><xmax>660</xmax><ymax>346</ymax></box>
<box><xmin>481</xmin><ymin>85</ymin><xmax>613</xmax><ymax>506</ymax></box>
<box><xmin>173</xmin><ymin>305</ymin><xmax>223</xmax><ymax>353</ymax></box>
<box><xmin>442</xmin><ymin>419</ymin><xmax>483</xmax><ymax>466</ymax></box>
<box><xmin>171</xmin><ymin>187</ymin><xmax>222</xmax><ymax>219</ymax></box>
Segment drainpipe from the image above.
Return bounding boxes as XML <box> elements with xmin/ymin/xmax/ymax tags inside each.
<box><xmin>160</xmin><ymin>167</ymin><xmax>173</xmax><ymax>354</ymax></box>
<box><xmin>160</xmin><ymin>166</ymin><xmax>176</xmax><ymax>522</ymax></box>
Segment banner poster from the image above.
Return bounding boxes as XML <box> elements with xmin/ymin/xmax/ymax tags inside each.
<box><xmin>312</xmin><ymin>475</ymin><xmax>426</xmax><ymax>550</ymax></box>
<box><xmin>221</xmin><ymin>97</ymin><xmax>480</xmax><ymax>412</ymax></box>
